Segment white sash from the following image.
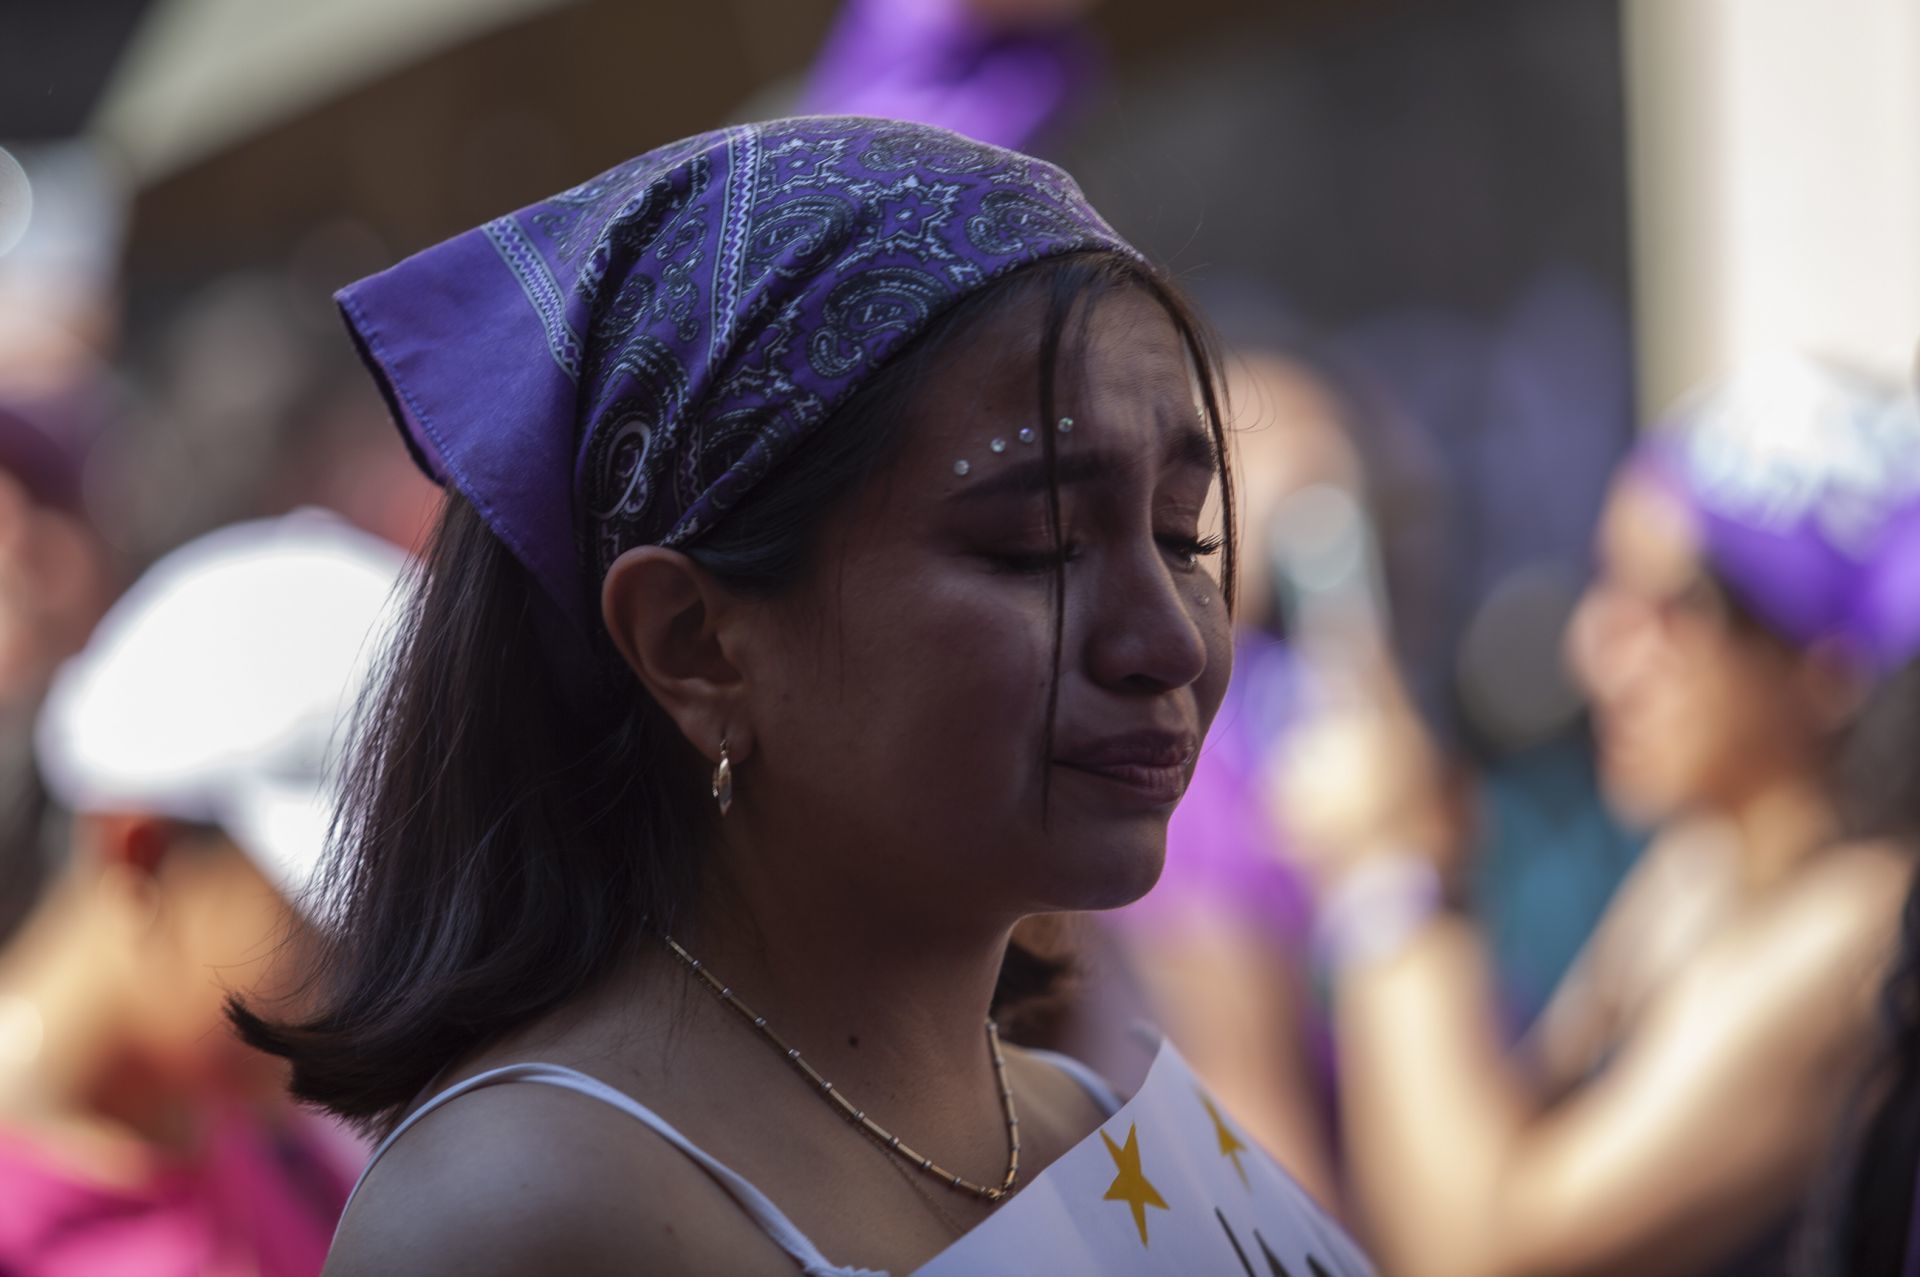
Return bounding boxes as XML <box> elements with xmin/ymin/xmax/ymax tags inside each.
<box><xmin>912</xmin><ymin>1041</ymin><xmax>1374</xmax><ymax>1276</ymax></box>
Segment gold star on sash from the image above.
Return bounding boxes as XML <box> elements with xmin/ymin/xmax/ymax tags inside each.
<box><xmin>1100</xmin><ymin>1123</ymin><xmax>1169</xmax><ymax>1246</ymax></box>
<box><xmin>1199</xmin><ymin>1090</ymin><xmax>1250</xmax><ymax>1186</ymax></box>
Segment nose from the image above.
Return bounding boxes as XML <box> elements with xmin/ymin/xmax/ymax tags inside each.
<box><xmin>1566</xmin><ymin>581</ymin><xmax>1647</xmax><ymax>703</ymax></box>
<box><xmin>1084</xmin><ymin>542</ymin><xmax>1212</xmax><ymax>695</ymax></box>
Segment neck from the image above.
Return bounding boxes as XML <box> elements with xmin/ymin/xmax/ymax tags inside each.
<box><xmin>641</xmin><ymin>895</ymin><xmax>1026</xmax><ymax>1202</ymax></box>
<box><xmin>0</xmin><ymin>883</ymin><xmax>184</xmax><ymax>1151</ymax></box>
<box><xmin>673</xmin><ymin>872</ymin><xmax>1014</xmax><ymax>1092</ymax></box>
<box><xmin>1723</xmin><ymin>770</ymin><xmax>1840</xmax><ymax>889</ymax></box>
<box><xmin>597</xmin><ymin>805</ymin><xmax>1041</xmax><ymax>1196</ymax></box>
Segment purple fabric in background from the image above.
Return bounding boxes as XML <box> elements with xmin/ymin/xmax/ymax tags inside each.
<box><xmin>800</xmin><ymin>0</ymin><xmax>1101</xmax><ymax>154</ymax></box>
<box><xmin>337</xmin><ymin>117</ymin><xmax>1135</xmax><ymax>652</ymax></box>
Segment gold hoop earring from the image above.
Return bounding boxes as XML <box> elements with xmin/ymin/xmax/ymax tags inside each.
<box><xmin>712</xmin><ymin>738</ymin><xmax>734</xmax><ymax>817</ymax></box>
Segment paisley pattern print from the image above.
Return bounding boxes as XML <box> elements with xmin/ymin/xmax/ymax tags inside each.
<box><xmin>483</xmin><ymin>216</ymin><xmax>584</xmax><ymax>380</ymax></box>
<box><xmin>337</xmin><ymin>116</ymin><xmax>1138</xmax><ymax>638</ymax></box>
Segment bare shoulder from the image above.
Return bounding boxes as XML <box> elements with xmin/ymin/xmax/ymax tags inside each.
<box><xmin>1761</xmin><ymin>839</ymin><xmax>1913</xmax><ymax>963</ymax></box>
<box><xmin>1801</xmin><ymin>837</ymin><xmax>1915</xmax><ymax>900</ymax></box>
<box><xmin>323</xmin><ymin>1075</ymin><xmax>798</xmax><ymax>1277</ymax></box>
<box><xmin>1665</xmin><ymin>839</ymin><xmax>1914</xmax><ymax>1067</ymax></box>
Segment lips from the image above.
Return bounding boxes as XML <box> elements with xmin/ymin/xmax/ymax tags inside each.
<box><xmin>1054</xmin><ymin>730</ymin><xmax>1199</xmax><ymax>806</ymax></box>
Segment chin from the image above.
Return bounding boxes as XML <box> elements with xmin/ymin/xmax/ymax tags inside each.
<box><xmin>1598</xmin><ymin>763</ymin><xmax>1685</xmax><ymax>830</ymax></box>
<box><xmin>1035</xmin><ymin>833</ymin><xmax>1168</xmax><ymax>912</ymax></box>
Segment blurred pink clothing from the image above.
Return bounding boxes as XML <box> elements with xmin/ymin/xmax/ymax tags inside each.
<box><xmin>0</xmin><ymin>1106</ymin><xmax>350</xmax><ymax>1277</ymax></box>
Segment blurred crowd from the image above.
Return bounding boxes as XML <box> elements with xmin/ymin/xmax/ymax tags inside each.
<box><xmin>2</xmin><ymin>1</ymin><xmax>1916</xmax><ymax>1274</ymax></box>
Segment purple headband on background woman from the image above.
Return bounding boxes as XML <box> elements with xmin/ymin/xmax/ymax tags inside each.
<box><xmin>338</xmin><ymin>116</ymin><xmax>1137</xmax><ymax>643</ymax></box>
<box><xmin>1633</xmin><ymin>354</ymin><xmax>1920</xmax><ymax>671</ymax></box>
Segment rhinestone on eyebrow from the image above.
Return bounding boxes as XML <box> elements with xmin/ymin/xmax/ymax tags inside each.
<box><xmin>1018</xmin><ymin>427</ymin><xmax>1035</xmax><ymax>444</ymax></box>
<box><xmin>1056</xmin><ymin>416</ymin><xmax>1074</xmax><ymax>434</ymax></box>
<box><xmin>989</xmin><ymin>437</ymin><xmax>1007</xmax><ymax>454</ymax></box>
<box><xmin>952</xmin><ymin>459</ymin><xmax>971</xmax><ymax>477</ymax></box>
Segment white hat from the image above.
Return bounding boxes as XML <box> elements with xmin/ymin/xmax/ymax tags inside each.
<box><xmin>34</xmin><ymin>510</ymin><xmax>406</xmax><ymax>902</ymax></box>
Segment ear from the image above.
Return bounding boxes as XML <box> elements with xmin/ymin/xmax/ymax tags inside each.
<box><xmin>81</xmin><ymin>811</ymin><xmax>174</xmax><ymax>878</ymax></box>
<box><xmin>72</xmin><ymin>812</ymin><xmax>174</xmax><ymax>941</ymax></box>
<box><xmin>600</xmin><ymin>546</ymin><xmax>753</xmax><ymax>764</ymax></box>
<box><xmin>1796</xmin><ymin>637</ymin><xmax>1870</xmax><ymax>734</ymax></box>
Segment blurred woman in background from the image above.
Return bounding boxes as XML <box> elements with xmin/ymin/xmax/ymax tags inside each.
<box><xmin>0</xmin><ymin>513</ymin><xmax>400</xmax><ymax>1277</ymax></box>
<box><xmin>1282</xmin><ymin>355</ymin><xmax>1920</xmax><ymax>1276</ymax></box>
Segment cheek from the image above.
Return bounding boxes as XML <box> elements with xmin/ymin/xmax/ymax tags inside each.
<box><xmin>1195</xmin><ymin>602</ymin><xmax>1234</xmax><ymax>729</ymax></box>
<box><xmin>769</xmin><ymin>564</ymin><xmax>1057</xmax><ymax>803</ymax></box>
<box><xmin>918</xmin><ymin>584</ymin><xmax>1054</xmax><ymax>760</ymax></box>
<box><xmin>1692</xmin><ymin>651</ymin><xmax>1810</xmax><ymax>752</ymax></box>
<box><xmin>1588</xmin><ymin>636</ymin><xmax>1712</xmax><ymax>810</ymax></box>
<box><xmin>1636</xmin><ymin>640</ymin><xmax>1784</xmax><ymax>786</ymax></box>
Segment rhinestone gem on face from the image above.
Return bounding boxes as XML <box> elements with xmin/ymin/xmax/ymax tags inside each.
<box><xmin>1057</xmin><ymin>416</ymin><xmax>1074</xmax><ymax>434</ymax></box>
<box><xmin>990</xmin><ymin>437</ymin><xmax>1007</xmax><ymax>454</ymax></box>
<box><xmin>953</xmin><ymin>459</ymin><xmax>971</xmax><ymax>476</ymax></box>
<box><xmin>1018</xmin><ymin>426</ymin><xmax>1035</xmax><ymax>444</ymax></box>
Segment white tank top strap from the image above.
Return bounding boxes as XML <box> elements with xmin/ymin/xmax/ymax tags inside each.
<box><xmin>1020</xmin><ymin>1047</ymin><xmax>1125</xmax><ymax>1117</ymax></box>
<box><xmin>341</xmin><ymin>1062</ymin><xmax>884</xmax><ymax>1277</ymax></box>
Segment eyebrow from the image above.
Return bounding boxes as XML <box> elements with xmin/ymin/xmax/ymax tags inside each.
<box><xmin>949</xmin><ymin>417</ymin><xmax>1217</xmax><ymax>502</ymax></box>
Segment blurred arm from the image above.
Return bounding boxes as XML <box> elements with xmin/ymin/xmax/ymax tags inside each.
<box><xmin>1522</xmin><ymin>823</ymin><xmax>1739</xmax><ymax>1096</ymax></box>
<box><xmin>1334</xmin><ymin>853</ymin><xmax>1901</xmax><ymax>1277</ymax></box>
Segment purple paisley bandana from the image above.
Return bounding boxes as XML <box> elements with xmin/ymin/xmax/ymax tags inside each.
<box><xmin>338</xmin><ymin>116</ymin><xmax>1136</xmax><ymax>640</ymax></box>
<box><xmin>1634</xmin><ymin>355</ymin><xmax>1920</xmax><ymax>671</ymax></box>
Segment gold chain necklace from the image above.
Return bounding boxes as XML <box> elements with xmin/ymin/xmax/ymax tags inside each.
<box><xmin>661</xmin><ymin>934</ymin><xmax>1020</xmax><ymax>1202</ymax></box>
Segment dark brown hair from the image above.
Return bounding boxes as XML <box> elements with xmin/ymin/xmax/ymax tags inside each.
<box><xmin>231</xmin><ymin>250</ymin><xmax>1234</xmax><ymax>1135</ymax></box>
<box><xmin>1822</xmin><ymin>870</ymin><xmax>1920</xmax><ymax>1276</ymax></box>
<box><xmin>1818</xmin><ymin>657</ymin><xmax>1920</xmax><ymax>1276</ymax></box>
<box><xmin>1703</xmin><ymin>571</ymin><xmax>1920</xmax><ymax>845</ymax></box>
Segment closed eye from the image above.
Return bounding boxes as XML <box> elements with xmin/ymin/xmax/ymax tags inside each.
<box><xmin>1160</xmin><ymin>533</ymin><xmax>1223</xmax><ymax>570</ymax></box>
<box><xmin>983</xmin><ymin>544</ymin><xmax>1084</xmax><ymax>575</ymax></box>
